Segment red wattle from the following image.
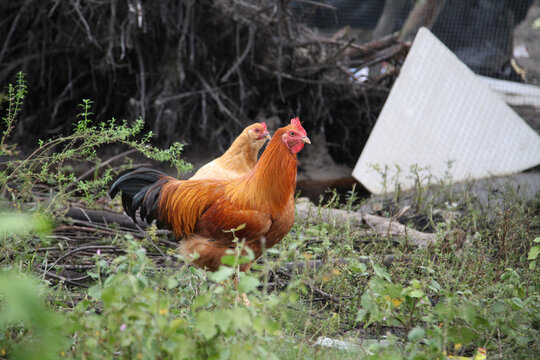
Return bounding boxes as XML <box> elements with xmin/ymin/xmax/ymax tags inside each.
<box><xmin>290</xmin><ymin>141</ymin><xmax>304</xmax><ymax>154</ymax></box>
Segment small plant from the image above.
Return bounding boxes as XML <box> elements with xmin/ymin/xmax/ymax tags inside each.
<box><xmin>0</xmin><ymin>210</ymin><xmax>68</xmax><ymax>360</ymax></box>
<box><xmin>70</xmin><ymin>238</ymin><xmax>282</xmax><ymax>359</ymax></box>
<box><xmin>0</xmin><ymin>74</ymin><xmax>191</xmax><ymax>211</ymax></box>
<box><xmin>0</xmin><ymin>71</ymin><xmax>26</xmax><ymax>155</ymax></box>
<box><xmin>0</xmin><ymin>272</ymin><xmax>70</xmax><ymax>360</ymax></box>
<box><xmin>355</xmin><ymin>262</ymin><xmax>540</xmax><ymax>359</ymax></box>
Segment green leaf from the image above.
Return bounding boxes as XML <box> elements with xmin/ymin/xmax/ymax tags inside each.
<box><xmin>208</xmin><ymin>266</ymin><xmax>235</xmax><ymax>283</ymax></box>
<box><xmin>223</xmin><ymin>223</ymin><xmax>246</xmax><ymax>233</ymax></box>
<box><xmin>372</xmin><ymin>263</ymin><xmax>392</xmax><ymax>282</ymax></box>
<box><xmin>459</xmin><ymin>304</ymin><xmax>478</xmax><ymax>324</ymax></box>
<box><xmin>167</xmin><ymin>277</ymin><xmax>179</xmax><ymax>289</ymax></box>
<box><xmin>527</xmin><ymin>245</ymin><xmax>539</xmax><ymax>260</ymax></box>
<box><xmin>231</xmin><ymin>307</ymin><xmax>252</xmax><ymax>330</ymax></box>
<box><xmin>137</xmin><ymin>275</ymin><xmax>149</xmax><ymax>288</ymax></box>
<box><xmin>195</xmin><ymin>311</ymin><xmax>218</xmax><ymax>340</ymax></box>
<box><xmin>491</xmin><ymin>301</ymin><xmax>506</xmax><ymax>313</ymax></box>
<box><xmin>214</xmin><ymin>310</ymin><xmax>233</xmax><ymax>333</ymax></box>
<box><xmin>407</xmin><ymin>326</ymin><xmax>425</xmax><ymax>341</ymax></box>
<box><xmin>428</xmin><ymin>279</ymin><xmax>441</xmax><ymax>293</ymax></box>
<box><xmin>511</xmin><ymin>297</ymin><xmax>524</xmax><ymax>309</ymax></box>
<box><xmin>349</xmin><ymin>262</ymin><xmax>367</xmax><ymax>273</ymax></box>
<box><xmin>447</xmin><ymin>326</ymin><xmax>478</xmax><ymax>344</ymax></box>
<box><xmin>238</xmin><ymin>275</ymin><xmax>259</xmax><ymax>294</ymax></box>
<box><xmin>235</xmin><ymin>223</ymin><xmax>246</xmax><ymax>231</ymax></box>
<box><xmin>192</xmin><ymin>293</ymin><xmax>212</xmax><ymax>310</ymax></box>
<box><xmin>253</xmin><ymin>317</ymin><xmax>280</xmax><ymax>335</ymax></box>
<box><xmin>472</xmin><ymin>316</ymin><xmax>490</xmax><ymax>330</ymax></box>
<box><xmin>221</xmin><ymin>254</ymin><xmax>237</xmax><ymax>266</ymax></box>
<box><xmin>88</xmin><ymin>285</ymin><xmax>102</xmax><ymax>300</ymax></box>
<box><xmin>408</xmin><ymin>289</ymin><xmax>424</xmax><ymax>298</ymax></box>
<box><xmin>385</xmin><ymin>283</ymin><xmax>403</xmax><ymax>299</ymax></box>
<box><xmin>434</xmin><ymin>302</ymin><xmax>458</xmax><ymax>322</ymax></box>
<box><xmin>169</xmin><ymin>318</ymin><xmax>186</xmax><ymax>332</ymax></box>
<box><xmin>356</xmin><ymin>308</ymin><xmax>368</xmax><ymax>322</ymax></box>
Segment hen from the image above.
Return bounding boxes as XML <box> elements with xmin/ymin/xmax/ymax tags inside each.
<box><xmin>109</xmin><ymin>118</ymin><xmax>310</xmax><ymax>271</ymax></box>
<box><xmin>190</xmin><ymin>122</ymin><xmax>270</xmax><ymax>180</ymax></box>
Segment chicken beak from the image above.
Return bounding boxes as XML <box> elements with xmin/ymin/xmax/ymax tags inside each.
<box><xmin>265</xmin><ymin>132</ymin><xmax>271</xmax><ymax>140</ymax></box>
<box><xmin>302</xmin><ymin>136</ymin><xmax>311</xmax><ymax>144</ymax></box>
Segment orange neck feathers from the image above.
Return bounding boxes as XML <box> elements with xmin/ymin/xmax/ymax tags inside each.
<box><xmin>225</xmin><ymin>127</ymin><xmax>298</xmax><ymax>212</ymax></box>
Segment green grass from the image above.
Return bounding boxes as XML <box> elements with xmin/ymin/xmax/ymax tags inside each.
<box><xmin>0</xmin><ymin>73</ymin><xmax>539</xmax><ymax>359</ymax></box>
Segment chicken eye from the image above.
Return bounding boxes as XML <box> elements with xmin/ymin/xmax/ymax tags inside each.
<box><xmin>289</xmin><ymin>131</ymin><xmax>295</xmax><ymax>136</ymax></box>
<box><xmin>254</xmin><ymin>128</ymin><xmax>260</xmax><ymax>132</ymax></box>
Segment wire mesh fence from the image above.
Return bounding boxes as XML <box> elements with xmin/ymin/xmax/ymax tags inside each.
<box><xmin>290</xmin><ymin>0</ymin><xmax>540</xmax><ymax>132</ymax></box>
<box><xmin>291</xmin><ymin>1</ymin><xmax>536</xmax><ymax>79</ymax></box>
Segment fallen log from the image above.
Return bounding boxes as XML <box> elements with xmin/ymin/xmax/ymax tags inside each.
<box><xmin>295</xmin><ymin>200</ymin><xmax>436</xmax><ymax>249</ymax></box>
<box><xmin>63</xmin><ymin>201</ymin><xmax>436</xmax><ymax>249</ymax></box>
<box><xmin>65</xmin><ymin>207</ymin><xmax>141</xmax><ymax>230</ymax></box>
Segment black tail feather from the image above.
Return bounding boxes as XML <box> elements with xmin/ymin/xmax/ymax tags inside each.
<box><xmin>140</xmin><ymin>177</ymin><xmax>169</xmax><ymax>223</ymax></box>
<box><xmin>109</xmin><ymin>167</ymin><xmax>171</xmax><ymax>224</ymax></box>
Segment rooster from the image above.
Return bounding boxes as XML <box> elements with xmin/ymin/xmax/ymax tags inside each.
<box><xmin>190</xmin><ymin>122</ymin><xmax>270</xmax><ymax>180</ymax></box>
<box><xmin>109</xmin><ymin>118</ymin><xmax>310</xmax><ymax>271</ymax></box>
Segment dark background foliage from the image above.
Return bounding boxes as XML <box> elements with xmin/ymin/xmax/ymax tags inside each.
<box><xmin>0</xmin><ymin>0</ymin><xmax>398</xmax><ymax>164</ymax></box>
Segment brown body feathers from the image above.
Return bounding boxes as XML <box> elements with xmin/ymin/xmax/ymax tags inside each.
<box><xmin>109</xmin><ymin>118</ymin><xmax>309</xmax><ymax>271</ymax></box>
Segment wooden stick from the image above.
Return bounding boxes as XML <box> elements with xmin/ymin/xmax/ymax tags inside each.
<box><xmin>44</xmin><ymin>245</ymin><xmax>122</xmax><ymax>274</ymax></box>
<box><xmin>41</xmin><ymin>270</ymin><xmax>89</xmax><ymax>288</ymax></box>
<box><xmin>65</xmin><ymin>207</ymin><xmax>143</xmax><ymax>229</ymax></box>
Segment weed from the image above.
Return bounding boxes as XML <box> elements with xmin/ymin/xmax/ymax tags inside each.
<box><xmin>0</xmin><ymin>71</ymin><xmax>26</xmax><ymax>155</ymax></box>
<box><xmin>0</xmin><ymin>74</ymin><xmax>191</xmax><ymax>212</ymax></box>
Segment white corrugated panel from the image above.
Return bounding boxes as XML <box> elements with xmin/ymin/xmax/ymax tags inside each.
<box><xmin>353</xmin><ymin>27</ymin><xmax>540</xmax><ymax>194</ymax></box>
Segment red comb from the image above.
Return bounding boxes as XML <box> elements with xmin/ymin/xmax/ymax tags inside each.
<box><xmin>260</xmin><ymin>122</ymin><xmax>268</xmax><ymax>132</ymax></box>
<box><xmin>290</xmin><ymin>117</ymin><xmax>306</xmax><ymax>136</ymax></box>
